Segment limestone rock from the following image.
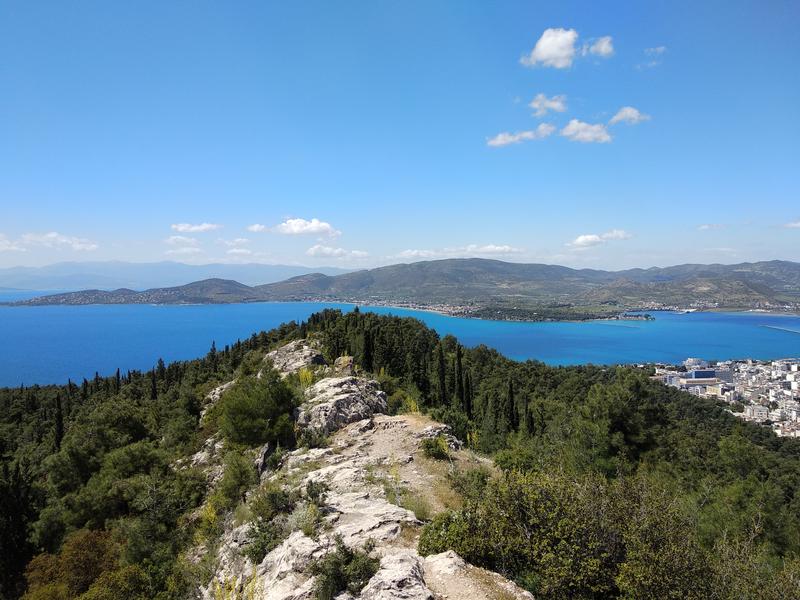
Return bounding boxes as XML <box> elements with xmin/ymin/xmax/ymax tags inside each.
<box><xmin>359</xmin><ymin>551</ymin><xmax>434</xmax><ymax>600</ymax></box>
<box><xmin>334</xmin><ymin>355</ymin><xmax>355</xmax><ymax>376</ymax></box>
<box><xmin>416</xmin><ymin>424</ymin><xmax>462</xmax><ymax>451</ymax></box>
<box><xmin>266</xmin><ymin>339</ymin><xmax>326</xmax><ymax>376</ymax></box>
<box><xmin>297</xmin><ymin>377</ymin><xmax>387</xmax><ymax>435</ymax></box>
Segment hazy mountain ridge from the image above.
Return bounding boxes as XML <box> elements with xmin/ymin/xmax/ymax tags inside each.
<box><xmin>0</xmin><ymin>261</ymin><xmax>352</xmax><ymax>290</ymax></box>
<box><xmin>11</xmin><ymin>259</ymin><xmax>800</xmax><ymax>313</ymax></box>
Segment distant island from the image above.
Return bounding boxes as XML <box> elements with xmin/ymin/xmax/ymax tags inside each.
<box><xmin>8</xmin><ymin>258</ymin><xmax>800</xmax><ymax>321</ymax></box>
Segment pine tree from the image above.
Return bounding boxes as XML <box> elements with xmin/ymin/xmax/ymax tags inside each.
<box><xmin>150</xmin><ymin>371</ymin><xmax>158</xmax><ymax>401</ymax></box>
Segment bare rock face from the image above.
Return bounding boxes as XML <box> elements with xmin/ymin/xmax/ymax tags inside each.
<box><xmin>360</xmin><ymin>551</ymin><xmax>434</xmax><ymax>600</ymax></box>
<box><xmin>265</xmin><ymin>339</ymin><xmax>326</xmax><ymax>376</ymax></box>
<box><xmin>334</xmin><ymin>355</ymin><xmax>355</xmax><ymax>376</ymax></box>
<box><xmin>201</xmin><ymin>380</ymin><xmax>235</xmax><ymax>419</ymax></box>
<box><xmin>296</xmin><ymin>377</ymin><xmax>388</xmax><ymax>435</ymax></box>
<box><xmin>416</xmin><ymin>425</ymin><xmax>462</xmax><ymax>451</ymax></box>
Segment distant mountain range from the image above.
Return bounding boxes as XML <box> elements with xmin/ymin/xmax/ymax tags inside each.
<box><xmin>0</xmin><ymin>261</ymin><xmax>352</xmax><ymax>290</ymax></box>
<box><xmin>11</xmin><ymin>259</ymin><xmax>800</xmax><ymax>315</ymax></box>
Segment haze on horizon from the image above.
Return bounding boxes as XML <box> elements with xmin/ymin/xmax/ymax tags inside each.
<box><xmin>1</xmin><ymin>1</ymin><xmax>798</xmax><ymax>271</ymax></box>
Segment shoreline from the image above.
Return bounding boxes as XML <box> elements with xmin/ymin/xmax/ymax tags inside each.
<box><xmin>4</xmin><ymin>296</ymin><xmax>800</xmax><ymax>323</ymax></box>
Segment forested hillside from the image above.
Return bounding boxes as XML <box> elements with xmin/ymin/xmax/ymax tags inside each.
<box><xmin>1</xmin><ymin>309</ymin><xmax>799</xmax><ymax>599</ymax></box>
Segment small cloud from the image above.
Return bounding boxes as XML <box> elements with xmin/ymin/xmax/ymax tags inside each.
<box><xmin>0</xmin><ymin>234</ymin><xmax>25</xmax><ymax>252</ymax></box>
<box><xmin>560</xmin><ymin>119</ymin><xmax>611</xmax><ymax>143</ymax></box>
<box><xmin>784</xmin><ymin>220</ymin><xmax>800</xmax><ymax>229</ymax></box>
<box><xmin>246</xmin><ymin>224</ymin><xmax>267</xmax><ymax>232</ymax></box>
<box><xmin>306</xmin><ymin>245</ymin><xmax>368</xmax><ymax>259</ymax></box>
<box><xmin>568</xmin><ymin>229</ymin><xmax>632</xmax><ymax>248</ymax></box>
<box><xmin>219</xmin><ymin>238</ymin><xmax>250</xmax><ymax>247</ymax></box>
<box><xmin>698</xmin><ymin>224</ymin><xmax>724</xmax><ymax>231</ymax></box>
<box><xmin>226</xmin><ymin>248</ymin><xmax>253</xmax><ymax>256</ymax></box>
<box><xmin>637</xmin><ymin>46</ymin><xmax>667</xmax><ymax>69</ymax></box>
<box><xmin>165</xmin><ymin>235</ymin><xmax>198</xmax><ymax>246</ymax></box>
<box><xmin>395</xmin><ymin>244</ymin><xmax>524</xmax><ymax>260</ymax></box>
<box><xmin>165</xmin><ymin>246</ymin><xmax>203</xmax><ymax>256</ymax></box>
<box><xmin>274</xmin><ymin>218</ymin><xmax>341</xmax><ymax>238</ymax></box>
<box><xmin>171</xmin><ymin>222</ymin><xmax>221</xmax><ymax>233</ymax></box>
<box><xmin>521</xmin><ymin>28</ymin><xmax>579</xmax><ymax>69</ymax></box>
<box><xmin>487</xmin><ymin>123</ymin><xmax>556</xmax><ymax>147</ymax></box>
<box><xmin>529</xmin><ymin>93</ymin><xmax>567</xmax><ymax>117</ymax></box>
<box><xmin>609</xmin><ymin>106</ymin><xmax>651</xmax><ymax>125</ymax></box>
<box><xmin>21</xmin><ymin>232</ymin><xmax>98</xmax><ymax>251</ymax></box>
<box><xmin>583</xmin><ymin>36</ymin><xmax>614</xmax><ymax>57</ymax></box>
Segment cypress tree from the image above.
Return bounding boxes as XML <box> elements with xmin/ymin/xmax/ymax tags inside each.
<box><xmin>150</xmin><ymin>371</ymin><xmax>158</xmax><ymax>401</ymax></box>
<box><xmin>437</xmin><ymin>344</ymin><xmax>447</xmax><ymax>406</ymax></box>
<box><xmin>114</xmin><ymin>368</ymin><xmax>121</xmax><ymax>393</ymax></box>
<box><xmin>506</xmin><ymin>379</ymin><xmax>517</xmax><ymax>431</ymax></box>
<box><xmin>54</xmin><ymin>394</ymin><xmax>63</xmax><ymax>451</ymax></box>
<box><xmin>455</xmin><ymin>345</ymin><xmax>464</xmax><ymax>408</ymax></box>
<box><xmin>362</xmin><ymin>330</ymin><xmax>374</xmax><ymax>372</ymax></box>
<box><xmin>464</xmin><ymin>371</ymin><xmax>473</xmax><ymax>419</ymax></box>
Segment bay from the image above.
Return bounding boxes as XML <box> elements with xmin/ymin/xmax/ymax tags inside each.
<box><xmin>0</xmin><ymin>298</ymin><xmax>798</xmax><ymax>387</ymax></box>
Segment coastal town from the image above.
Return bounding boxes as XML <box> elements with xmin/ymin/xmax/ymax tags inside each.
<box><xmin>653</xmin><ymin>357</ymin><xmax>800</xmax><ymax>437</ymax></box>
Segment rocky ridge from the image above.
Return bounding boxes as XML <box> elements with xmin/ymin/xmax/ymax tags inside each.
<box><xmin>192</xmin><ymin>339</ymin><xmax>533</xmax><ymax>600</ymax></box>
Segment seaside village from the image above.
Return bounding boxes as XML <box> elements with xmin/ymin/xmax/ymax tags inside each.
<box><xmin>652</xmin><ymin>358</ymin><xmax>800</xmax><ymax>437</ymax></box>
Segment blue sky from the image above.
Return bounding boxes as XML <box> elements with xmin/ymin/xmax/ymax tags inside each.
<box><xmin>1</xmin><ymin>0</ymin><xmax>798</xmax><ymax>270</ymax></box>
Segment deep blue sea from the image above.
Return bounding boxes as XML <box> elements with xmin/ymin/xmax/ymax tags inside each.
<box><xmin>0</xmin><ymin>292</ymin><xmax>799</xmax><ymax>387</ymax></box>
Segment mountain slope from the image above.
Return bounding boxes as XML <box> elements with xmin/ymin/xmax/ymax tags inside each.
<box><xmin>11</xmin><ymin>258</ymin><xmax>800</xmax><ymax>311</ymax></box>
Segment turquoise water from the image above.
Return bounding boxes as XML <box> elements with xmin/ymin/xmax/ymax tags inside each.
<box><xmin>0</xmin><ymin>297</ymin><xmax>799</xmax><ymax>386</ymax></box>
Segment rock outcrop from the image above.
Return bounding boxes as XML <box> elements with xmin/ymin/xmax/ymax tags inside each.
<box><xmin>196</xmin><ymin>339</ymin><xmax>531</xmax><ymax>600</ymax></box>
<box><xmin>265</xmin><ymin>339</ymin><xmax>326</xmax><ymax>376</ymax></box>
<box><xmin>296</xmin><ymin>377</ymin><xmax>388</xmax><ymax>435</ymax></box>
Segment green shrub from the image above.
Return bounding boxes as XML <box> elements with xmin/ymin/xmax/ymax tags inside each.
<box><xmin>447</xmin><ymin>466</ymin><xmax>490</xmax><ymax>502</ymax></box>
<box><xmin>219</xmin><ymin>373</ymin><xmax>297</xmax><ymax>447</ymax></box>
<box><xmin>297</xmin><ymin>428</ymin><xmax>329</xmax><ymax>449</ymax></box>
<box><xmin>421</xmin><ymin>436</ymin><xmax>450</xmax><ymax>460</ymax></box>
<box><xmin>79</xmin><ymin>565</ymin><xmax>150</xmax><ymax>600</ymax></box>
<box><xmin>250</xmin><ymin>482</ymin><xmax>296</xmax><ymax>522</ymax></box>
<box><xmin>216</xmin><ymin>452</ymin><xmax>257</xmax><ymax>510</ymax></box>
<box><xmin>311</xmin><ymin>536</ymin><xmax>379</xmax><ymax>600</ymax></box>
<box><xmin>243</xmin><ymin>517</ymin><xmax>290</xmax><ymax>564</ymax></box>
<box><xmin>306</xmin><ymin>479</ymin><xmax>329</xmax><ymax>506</ymax></box>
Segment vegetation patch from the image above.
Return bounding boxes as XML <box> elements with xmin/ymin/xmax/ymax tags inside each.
<box><xmin>310</xmin><ymin>536</ymin><xmax>379</xmax><ymax>600</ymax></box>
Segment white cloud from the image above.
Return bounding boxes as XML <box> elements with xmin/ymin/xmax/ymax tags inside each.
<box><xmin>165</xmin><ymin>235</ymin><xmax>198</xmax><ymax>246</ymax></box>
<box><xmin>21</xmin><ymin>232</ymin><xmax>98</xmax><ymax>251</ymax></box>
<box><xmin>585</xmin><ymin>36</ymin><xmax>614</xmax><ymax>57</ymax></box>
<box><xmin>227</xmin><ymin>248</ymin><xmax>253</xmax><ymax>256</ymax></box>
<box><xmin>638</xmin><ymin>46</ymin><xmax>667</xmax><ymax>69</ymax></box>
<box><xmin>274</xmin><ymin>217</ymin><xmax>341</xmax><ymax>238</ymax></box>
<box><xmin>609</xmin><ymin>106</ymin><xmax>651</xmax><ymax>125</ymax></box>
<box><xmin>171</xmin><ymin>222</ymin><xmax>221</xmax><ymax>233</ymax></box>
<box><xmin>487</xmin><ymin>123</ymin><xmax>556</xmax><ymax>147</ymax></box>
<box><xmin>396</xmin><ymin>244</ymin><xmax>524</xmax><ymax>260</ymax></box>
<box><xmin>568</xmin><ymin>229</ymin><xmax>632</xmax><ymax>248</ymax></box>
<box><xmin>784</xmin><ymin>220</ymin><xmax>800</xmax><ymax>229</ymax></box>
<box><xmin>246</xmin><ymin>224</ymin><xmax>267</xmax><ymax>232</ymax></box>
<box><xmin>165</xmin><ymin>246</ymin><xmax>202</xmax><ymax>256</ymax></box>
<box><xmin>560</xmin><ymin>119</ymin><xmax>611</xmax><ymax>143</ymax></box>
<box><xmin>529</xmin><ymin>93</ymin><xmax>567</xmax><ymax>117</ymax></box>
<box><xmin>220</xmin><ymin>237</ymin><xmax>250</xmax><ymax>247</ymax></box>
<box><xmin>521</xmin><ymin>28</ymin><xmax>578</xmax><ymax>68</ymax></box>
<box><xmin>306</xmin><ymin>245</ymin><xmax>368</xmax><ymax>259</ymax></box>
<box><xmin>698</xmin><ymin>223</ymin><xmax>724</xmax><ymax>231</ymax></box>
<box><xmin>0</xmin><ymin>234</ymin><xmax>25</xmax><ymax>252</ymax></box>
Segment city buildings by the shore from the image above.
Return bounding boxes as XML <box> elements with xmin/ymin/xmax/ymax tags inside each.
<box><xmin>651</xmin><ymin>357</ymin><xmax>800</xmax><ymax>437</ymax></box>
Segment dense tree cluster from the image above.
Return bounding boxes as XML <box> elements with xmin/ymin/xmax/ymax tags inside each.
<box><xmin>1</xmin><ymin>308</ymin><xmax>800</xmax><ymax>598</ymax></box>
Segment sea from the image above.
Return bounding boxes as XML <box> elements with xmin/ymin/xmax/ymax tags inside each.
<box><xmin>0</xmin><ymin>291</ymin><xmax>799</xmax><ymax>387</ymax></box>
